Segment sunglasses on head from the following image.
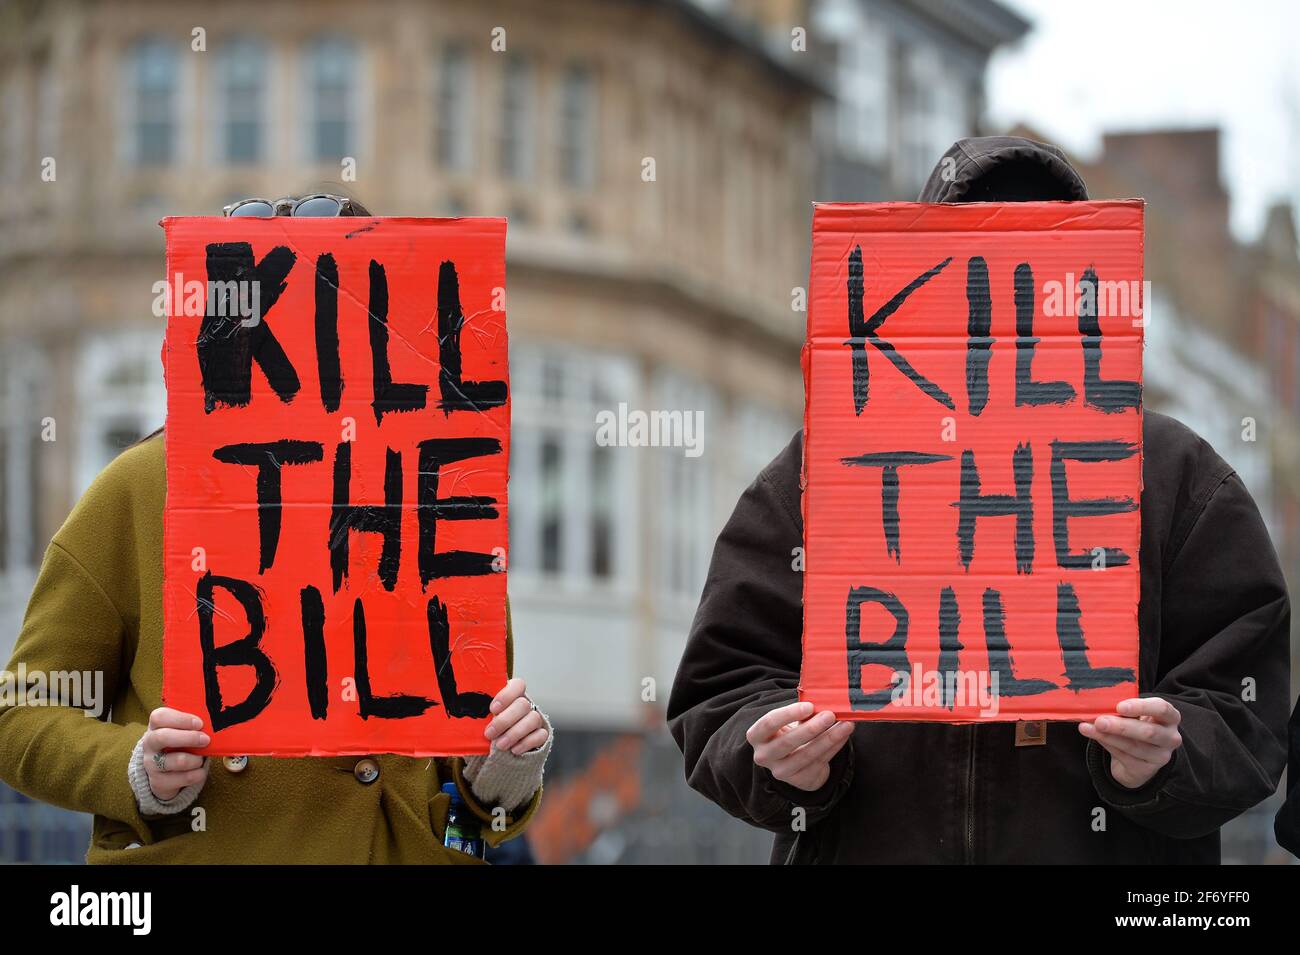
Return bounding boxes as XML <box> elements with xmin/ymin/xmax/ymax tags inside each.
<box><xmin>223</xmin><ymin>194</ymin><xmax>369</xmax><ymax>218</ymax></box>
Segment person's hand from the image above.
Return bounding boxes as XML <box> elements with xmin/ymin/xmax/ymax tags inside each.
<box><xmin>484</xmin><ymin>678</ymin><xmax>549</xmax><ymax>755</ymax></box>
<box><xmin>747</xmin><ymin>701</ymin><xmax>855</xmax><ymax>793</ymax></box>
<box><xmin>1079</xmin><ymin>697</ymin><xmax>1182</xmax><ymax>789</ymax></box>
<box><xmin>141</xmin><ymin>707</ymin><xmax>210</xmax><ymax>801</ymax></box>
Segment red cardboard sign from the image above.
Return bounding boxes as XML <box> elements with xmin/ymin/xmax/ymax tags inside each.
<box><xmin>801</xmin><ymin>201</ymin><xmax>1144</xmax><ymax>722</ymax></box>
<box><xmin>161</xmin><ymin>217</ymin><xmax>509</xmax><ymax>756</ymax></box>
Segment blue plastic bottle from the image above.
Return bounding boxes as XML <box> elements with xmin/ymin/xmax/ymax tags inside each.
<box><xmin>442</xmin><ymin>782</ymin><xmax>487</xmax><ymax>859</ymax></box>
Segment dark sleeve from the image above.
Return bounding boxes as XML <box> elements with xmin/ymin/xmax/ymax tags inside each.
<box><xmin>1274</xmin><ymin>695</ymin><xmax>1300</xmax><ymax>856</ymax></box>
<box><xmin>1086</xmin><ymin>472</ymin><xmax>1290</xmax><ymax>839</ymax></box>
<box><xmin>667</xmin><ymin>444</ymin><xmax>853</xmax><ymax>832</ymax></box>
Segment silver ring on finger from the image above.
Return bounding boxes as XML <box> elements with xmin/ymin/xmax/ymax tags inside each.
<box><xmin>153</xmin><ymin>752</ymin><xmax>167</xmax><ymax>772</ymax></box>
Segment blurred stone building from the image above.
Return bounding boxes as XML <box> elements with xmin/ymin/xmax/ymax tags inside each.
<box><xmin>0</xmin><ymin>0</ymin><xmax>814</xmax><ymax>864</ymax></box>
<box><xmin>0</xmin><ymin>0</ymin><xmax>1026</xmax><ymax>863</ymax></box>
<box><xmin>1077</xmin><ymin>127</ymin><xmax>1300</xmax><ymax>863</ymax></box>
<box><xmin>731</xmin><ymin>0</ymin><xmax>1028</xmax><ymax>199</ymax></box>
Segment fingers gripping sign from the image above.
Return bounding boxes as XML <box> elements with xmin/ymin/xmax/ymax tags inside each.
<box><xmin>483</xmin><ymin>678</ymin><xmax>550</xmax><ymax>755</ymax></box>
<box><xmin>748</xmin><ymin>701</ymin><xmax>855</xmax><ymax>794</ymax></box>
<box><xmin>1079</xmin><ymin>696</ymin><xmax>1183</xmax><ymax>789</ymax></box>
<box><xmin>142</xmin><ymin>707</ymin><xmax>211</xmax><ymax>801</ymax></box>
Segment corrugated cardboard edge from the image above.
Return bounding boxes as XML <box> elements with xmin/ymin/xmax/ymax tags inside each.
<box><xmin>155</xmin><ymin>216</ymin><xmax>508</xmax><ymax>757</ymax></box>
<box><xmin>1132</xmin><ymin>200</ymin><xmax>1146</xmax><ymax>695</ymax></box>
<box><xmin>159</xmin><ymin>216</ymin><xmax>178</xmax><ymax>712</ymax></box>
<box><xmin>798</xmin><ymin>199</ymin><xmax>1147</xmax><ymax>720</ymax></box>
<box><xmin>797</xmin><ymin>205</ymin><xmax>819</xmax><ymax>708</ymax></box>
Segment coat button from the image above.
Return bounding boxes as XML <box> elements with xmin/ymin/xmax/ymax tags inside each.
<box><xmin>354</xmin><ymin>758</ymin><xmax>380</xmax><ymax>784</ymax></box>
<box><xmin>223</xmin><ymin>756</ymin><xmax>249</xmax><ymax>773</ymax></box>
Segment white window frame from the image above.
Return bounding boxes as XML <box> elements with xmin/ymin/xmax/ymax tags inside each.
<box><xmin>651</xmin><ymin>370</ymin><xmax>716</xmax><ymax>609</ymax></box>
<box><xmin>0</xmin><ymin>341</ymin><xmax>50</xmax><ymax>662</ymax></box>
<box><xmin>509</xmin><ymin>342</ymin><xmax>638</xmax><ymax>599</ymax></box>
<box><xmin>897</xmin><ymin>43</ymin><xmax>938</xmax><ymax>191</ymax></box>
<box><xmin>0</xmin><ymin>342</ymin><xmax>48</xmax><ymax>574</ymax></box>
<box><xmin>730</xmin><ymin>400</ymin><xmax>799</xmax><ymax>500</ymax></box>
<box><xmin>836</xmin><ymin>16</ymin><xmax>890</xmax><ymax>163</ymax></box>
<box><xmin>75</xmin><ymin>330</ymin><xmax>166</xmax><ymax>497</ymax></box>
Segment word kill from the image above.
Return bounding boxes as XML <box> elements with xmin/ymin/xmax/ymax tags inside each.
<box><xmin>199</xmin><ymin>241</ymin><xmax>505</xmax><ymax>418</ymax></box>
<box><xmin>846</xmin><ymin>247</ymin><xmax>1139</xmax><ymax>416</ymax></box>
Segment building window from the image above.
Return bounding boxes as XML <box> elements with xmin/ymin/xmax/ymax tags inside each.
<box><xmin>509</xmin><ymin>344</ymin><xmax>637</xmax><ymax>593</ymax></box>
<box><xmin>2</xmin><ymin>74</ymin><xmax>24</xmax><ymax>182</ymax></box>
<box><xmin>498</xmin><ymin>56</ymin><xmax>535</xmax><ymax>181</ymax></box>
<box><xmin>653</xmin><ymin>372</ymin><xmax>715</xmax><ymax>603</ymax></box>
<box><xmin>217</xmin><ymin>38</ymin><xmax>266</xmax><ymax>164</ymax></box>
<box><xmin>435</xmin><ymin>42</ymin><xmax>473</xmax><ymax>171</ymax></box>
<box><xmin>898</xmin><ymin>46</ymin><xmax>969</xmax><ymax>194</ymax></box>
<box><xmin>0</xmin><ymin>342</ymin><xmax>48</xmax><ymax>582</ymax></box>
<box><xmin>1271</xmin><ymin>306</ymin><xmax>1300</xmax><ymax>415</ymax></box>
<box><xmin>590</xmin><ymin>437</ymin><xmax>614</xmax><ymax>577</ymax></box>
<box><xmin>558</xmin><ymin>63</ymin><xmax>597</xmax><ymax>189</ymax></box>
<box><xmin>125</xmin><ymin>38</ymin><xmax>177</xmax><ymax>165</ymax></box>
<box><xmin>35</xmin><ymin>49</ymin><xmax>60</xmax><ymax>166</ymax></box>
<box><xmin>837</xmin><ymin>23</ymin><xmax>889</xmax><ymax>163</ymax></box>
<box><xmin>897</xmin><ymin>44</ymin><xmax>936</xmax><ymax>190</ymax></box>
<box><xmin>305</xmin><ymin>37</ymin><xmax>356</xmax><ymax>161</ymax></box>
<box><xmin>731</xmin><ymin>401</ymin><xmax>798</xmax><ymax>498</ymax></box>
<box><xmin>931</xmin><ymin>69</ymin><xmax>969</xmax><ymax>169</ymax></box>
<box><xmin>0</xmin><ymin>435</ymin><xmax>7</xmax><ymax>575</ymax></box>
<box><xmin>76</xmin><ymin>331</ymin><xmax>166</xmax><ymax>496</ymax></box>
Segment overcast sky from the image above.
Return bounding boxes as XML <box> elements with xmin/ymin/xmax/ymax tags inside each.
<box><xmin>987</xmin><ymin>0</ymin><xmax>1300</xmax><ymax>242</ymax></box>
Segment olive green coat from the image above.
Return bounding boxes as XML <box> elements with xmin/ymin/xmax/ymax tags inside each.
<box><xmin>0</xmin><ymin>435</ymin><xmax>539</xmax><ymax>863</ymax></box>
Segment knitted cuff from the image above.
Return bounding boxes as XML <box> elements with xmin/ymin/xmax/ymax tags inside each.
<box><xmin>463</xmin><ymin>709</ymin><xmax>553</xmax><ymax>812</ymax></box>
<box><xmin>128</xmin><ymin>736</ymin><xmax>205</xmax><ymax>818</ymax></box>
